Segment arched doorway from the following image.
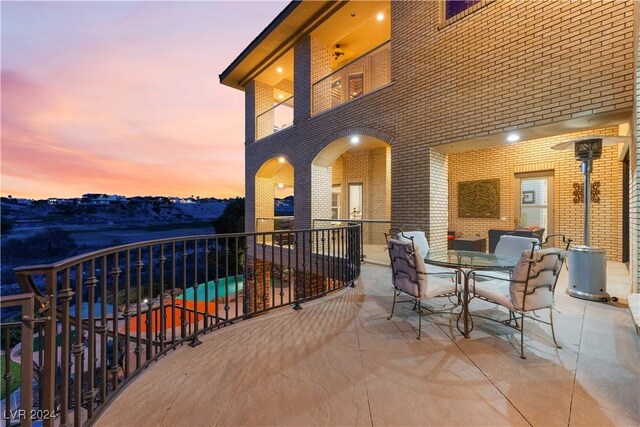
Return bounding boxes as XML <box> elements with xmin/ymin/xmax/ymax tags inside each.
<box><xmin>255</xmin><ymin>157</ymin><xmax>294</xmax><ymax>233</ymax></box>
<box><xmin>312</xmin><ymin>134</ymin><xmax>391</xmax><ymax>262</ymax></box>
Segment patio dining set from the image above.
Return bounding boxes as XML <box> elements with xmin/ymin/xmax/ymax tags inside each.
<box><xmin>385</xmin><ymin>229</ymin><xmax>572</xmax><ymax>359</ymax></box>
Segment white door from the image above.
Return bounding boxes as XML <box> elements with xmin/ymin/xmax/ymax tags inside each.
<box><xmin>348</xmin><ymin>183</ymin><xmax>363</xmax><ymax>220</ymax></box>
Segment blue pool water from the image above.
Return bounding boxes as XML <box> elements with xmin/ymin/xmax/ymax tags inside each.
<box><xmin>177</xmin><ymin>276</ymin><xmax>244</xmax><ymax>301</ymax></box>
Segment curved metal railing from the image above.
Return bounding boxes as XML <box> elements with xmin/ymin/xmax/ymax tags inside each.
<box><xmin>9</xmin><ymin>225</ymin><xmax>361</xmax><ymax>426</ymax></box>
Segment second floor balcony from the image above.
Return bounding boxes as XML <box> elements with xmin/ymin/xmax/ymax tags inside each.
<box><xmin>255</xmin><ymin>96</ymin><xmax>294</xmax><ymax>141</ymax></box>
<box><xmin>313</xmin><ymin>40</ymin><xmax>391</xmax><ymax>116</ymax></box>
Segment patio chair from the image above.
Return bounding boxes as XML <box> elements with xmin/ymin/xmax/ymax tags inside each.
<box><xmin>483</xmin><ymin>234</ymin><xmax>541</xmax><ymax>280</ymax></box>
<box><xmin>392</xmin><ymin>229</ymin><xmax>458</xmax><ymax>278</ymax></box>
<box><xmin>470</xmin><ymin>234</ymin><xmax>571</xmax><ymax>359</ymax></box>
<box><xmin>386</xmin><ymin>238</ymin><xmax>458</xmax><ymax>339</ymax></box>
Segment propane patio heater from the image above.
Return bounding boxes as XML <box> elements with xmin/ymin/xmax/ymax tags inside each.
<box><xmin>552</xmin><ymin>136</ymin><xmax>626</xmax><ymax>302</ymax></box>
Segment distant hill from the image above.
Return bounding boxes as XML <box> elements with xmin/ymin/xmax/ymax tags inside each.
<box><xmin>173</xmin><ymin>200</ymin><xmax>227</xmax><ymax>220</ymax></box>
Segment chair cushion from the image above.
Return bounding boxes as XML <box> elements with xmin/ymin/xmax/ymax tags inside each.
<box><xmin>510</xmin><ymin>248</ymin><xmax>565</xmax><ymax>311</ymax></box>
<box><xmin>424</xmin><ymin>276</ymin><xmax>458</xmax><ymax>299</ymax></box>
<box><xmin>387</xmin><ymin>239</ymin><xmax>426</xmax><ymax>298</ymax></box>
<box><xmin>387</xmin><ymin>239</ymin><xmax>456</xmax><ymax>299</ymax></box>
<box><xmin>398</xmin><ymin>231</ymin><xmax>429</xmax><ymax>255</ymax></box>
<box><xmin>472</xmin><ymin>278</ymin><xmax>515</xmax><ymax>311</ymax></box>
<box><xmin>473</xmin><ymin>248</ymin><xmax>565</xmax><ymax>312</ymax></box>
<box><xmin>494</xmin><ymin>235</ymin><xmax>539</xmax><ymax>257</ymax></box>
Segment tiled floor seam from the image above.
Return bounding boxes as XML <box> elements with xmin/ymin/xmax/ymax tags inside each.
<box><xmin>353</xmin><ymin>313</ymin><xmax>375</xmax><ymax>427</ymax></box>
<box><xmin>213</xmin><ymin>348</ymin><xmax>259</xmax><ymax>427</ymax></box>
<box><xmin>566</xmin><ymin>304</ymin><xmax>587</xmax><ymax>426</ymax></box>
<box><xmin>431</xmin><ymin>317</ymin><xmax>534</xmax><ymax>427</ymax></box>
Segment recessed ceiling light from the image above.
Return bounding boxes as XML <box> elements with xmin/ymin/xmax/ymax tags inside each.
<box><xmin>277</xmin><ymin>183</ymin><xmax>284</xmax><ymax>189</ymax></box>
<box><xmin>276</xmin><ymin>67</ymin><xmax>283</xmax><ymax>73</ymax></box>
<box><xmin>507</xmin><ymin>133</ymin><xmax>520</xmax><ymax>143</ymax></box>
<box><xmin>278</xmin><ymin>156</ymin><xmax>286</xmax><ymax>163</ymax></box>
<box><xmin>350</xmin><ymin>136</ymin><xmax>360</xmax><ymax>144</ymax></box>
<box><xmin>278</xmin><ymin>94</ymin><xmax>284</xmax><ymax>100</ymax></box>
<box><xmin>376</xmin><ymin>12</ymin><xmax>384</xmax><ymax>21</ymax></box>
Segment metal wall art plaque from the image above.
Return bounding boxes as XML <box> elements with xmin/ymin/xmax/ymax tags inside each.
<box><xmin>572</xmin><ymin>181</ymin><xmax>601</xmax><ymax>204</ymax></box>
<box><xmin>458</xmin><ymin>179</ymin><xmax>500</xmax><ymax>218</ymax></box>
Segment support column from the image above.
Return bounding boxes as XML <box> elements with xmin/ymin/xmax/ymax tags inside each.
<box><xmin>244</xmin><ymin>256</ymin><xmax>272</xmax><ymax>316</ymax></box>
<box><xmin>391</xmin><ymin>143</ymin><xmax>448</xmax><ymax>251</ymax></box>
<box><xmin>294</xmin><ymin>34</ymin><xmax>331</xmax><ymax>122</ymax></box>
<box><xmin>294</xmin><ymin>35</ymin><xmax>311</xmax><ymax>123</ymax></box>
<box><xmin>429</xmin><ymin>148</ymin><xmax>449</xmax><ymax>253</ymax></box>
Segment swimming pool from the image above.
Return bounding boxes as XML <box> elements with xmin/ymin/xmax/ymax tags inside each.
<box><xmin>177</xmin><ymin>275</ymin><xmax>244</xmax><ymax>302</ymax></box>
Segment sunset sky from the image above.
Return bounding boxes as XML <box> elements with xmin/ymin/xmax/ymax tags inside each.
<box><xmin>1</xmin><ymin>1</ymin><xmax>287</xmax><ymax>199</ymax></box>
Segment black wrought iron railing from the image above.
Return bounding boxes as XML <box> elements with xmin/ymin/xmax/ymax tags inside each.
<box><xmin>312</xmin><ymin>218</ymin><xmax>391</xmax><ymax>263</ymax></box>
<box><xmin>4</xmin><ymin>225</ymin><xmax>360</xmax><ymax>426</ymax></box>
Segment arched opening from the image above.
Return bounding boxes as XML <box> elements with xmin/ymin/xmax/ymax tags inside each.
<box><xmin>312</xmin><ymin>134</ymin><xmax>391</xmax><ymax>262</ymax></box>
<box><xmin>255</xmin><ymin>158</ymin><xmax>294</xmax><ymax>233</ymax></box>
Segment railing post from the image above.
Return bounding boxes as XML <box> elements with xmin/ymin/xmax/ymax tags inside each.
<box><xmin>42</xmin><ymin>270</ymin><xmax>57</xmax><ymax>427</ymax></box>
<box><xmin>20</xmin><ymin>295</ymin><xmax>34</xmax><ymax>427</ymax></box>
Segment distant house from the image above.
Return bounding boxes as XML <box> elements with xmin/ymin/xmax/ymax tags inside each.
<box><xmin>81</xmin><ymin>193</ymin><xmax>127</xmax><ymax>205</ymax></box>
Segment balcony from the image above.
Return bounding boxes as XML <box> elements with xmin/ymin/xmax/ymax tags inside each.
<box><xmin>98</xmin><ymin>261</ymin><xmax>636</xmax><ymax>426</ymax></box>
<box><xmin>3</xmin><ymin>225</ymin><xmax>361</xmax><ymax>426</ymax></box>
<box><xmin>255</xmin><ymin>96</ymin><xmax>294</xmax><ymax>141</ymax></box>
<box><xmin>2</xmin><ymin>225</ymin><xmax>636</xmax><ymax>426</ymax></box>
<box><xmin>312</xmin><ymin>40</ymin><xmax>391</xmax><ymax>116</ymax></box>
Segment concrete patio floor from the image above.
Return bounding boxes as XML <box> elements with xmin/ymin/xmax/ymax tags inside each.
<box><xmin>98</xmin><ymin>263</ymin><xmax>639</xmax><ymax>426</ymax></box>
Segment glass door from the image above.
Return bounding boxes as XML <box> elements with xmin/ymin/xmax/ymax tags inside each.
<box><xmin>515</xmin><ymin>172</ymin><xmax>554</xmax><ymax>239</ymax></box>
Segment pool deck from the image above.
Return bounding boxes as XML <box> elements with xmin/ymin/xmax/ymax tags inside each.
<box><xmin>98</xmin><ymin>262</ymin><xmax>639</xmax><ymax>426</ymax></box>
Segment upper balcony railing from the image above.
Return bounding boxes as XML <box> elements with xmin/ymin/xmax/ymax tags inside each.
<box><xmin>312</xmin><ymin>40</ymin><xmax>391</xmax><ymax>116</ymax></box>
<box><xmin>5</xmin><ymin>226</ymin><xmax>360</xmax><ymax>426</ymax></box>
<box><xmin>255</xmin><ymin>96</ymin><xmax>294</xmax><ymax>141</ymax></box>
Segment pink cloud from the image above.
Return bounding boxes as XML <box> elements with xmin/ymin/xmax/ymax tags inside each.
<box><xmin>1</xmin><ymin>1</ymin><xmax>287</xmax><ymax>199</ymax></box>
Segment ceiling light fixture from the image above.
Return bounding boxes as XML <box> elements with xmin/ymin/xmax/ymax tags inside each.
<box><xmin>376</xmin><ymin>12</ymin><xmax>384</xmax><ymax>21</ymax></box>
<box><xmin>333</xmin><ymin>44</ymin><xmax>344</xmax><ymax>60</ymax></box>
<box><xmin>507</xmin><ymin>133</ymin><xmax>520</xmax><ymax>143</ymax></box>
<box><xmin>350</xmin><ymin>136</ymin><xmax>360</xmax><ymax>144</ymax></box>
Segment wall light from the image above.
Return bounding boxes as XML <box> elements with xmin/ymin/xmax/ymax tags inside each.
<box><xmin>350</xmin><ymin>136</ymin><xmax>360</xmax><ymax>144</ymax></box>
<box><xmin>507</xmin><ymin>133</ymin><xmax>520</xmax><ymax>143</ymax></box>
<box><xmin>277</xmin><ymin>183</ymin><xmax>284</xmax><ymax>189</ymax></box>
<box><xmin>278</xmin><ymin>156</ymin><xmax>286</xmax><ymax>163</ymax></box>
<box><xmin>376</xmin><ymin>12</ymin><xmax>384</xmax><ymax>21</ymax></box>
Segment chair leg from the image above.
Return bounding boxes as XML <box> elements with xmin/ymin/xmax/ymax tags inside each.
<box><xmin>549</xmin><ymin>308</ymin><xmax>562</xmax><ymax>349</ymax></box>
<box><xmin>387</xmin><ymin>290</ymin><xmax>398</xmax><ymax>320</ymax></box>
<box><xmin>417</xmin><ymin>299</ymin><xmax>422</xmax><ymax>340</ymax></box>
<box><xmin>519</xmin><ymin>314</ymin><xmax>526</xmax><ymax>359</ymax></box>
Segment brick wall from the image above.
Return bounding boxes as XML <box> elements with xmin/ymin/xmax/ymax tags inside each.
<box><xmin>429</xmin><ymin>149</ymin><xmax>449</xmax><ymax>253</ymax></box>
<box><xmin>448</xmin><ymin>127</ymin><xmax>623</xmax><ymax>260</ymax></box>
<box><xmin>244</xmin><ymin>256</ymin><xmax>272</xmax><ymax>314</ymax></box>
<box><xmin>242</xmin><ymin>1</ymin><xmax>634</xmax><ymax>268</ymax></box>
<box><xmin>310</xmin><ymin>36</ymin><xmax>332</xmax><ymax>117</ymax></box>
<box><xmin>632</xmin><ymin>0</ymin><xmax>640</xmax><ymax>291</ymax></box>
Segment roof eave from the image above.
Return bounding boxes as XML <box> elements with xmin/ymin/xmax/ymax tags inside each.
<box><xmin>219</xmin><ymin>0</ymin><xmax>343</xmax><ymax>91</ymax></box>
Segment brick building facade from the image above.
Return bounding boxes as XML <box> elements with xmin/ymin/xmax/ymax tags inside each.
<box><xmin>221</xmin><ymin>0</ymin><xmax>639</xmax><ymax>292</ymax></box>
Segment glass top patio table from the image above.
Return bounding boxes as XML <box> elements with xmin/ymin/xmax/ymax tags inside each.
<box><xmin>423</xmin><ymin>250</ymin><xmax>519</xmax><ymax>271</ymax></box>
<box><xmin>422</xmin><ymin>250</ymin><xmax>520</xmax><ymax>338</ymax></box>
